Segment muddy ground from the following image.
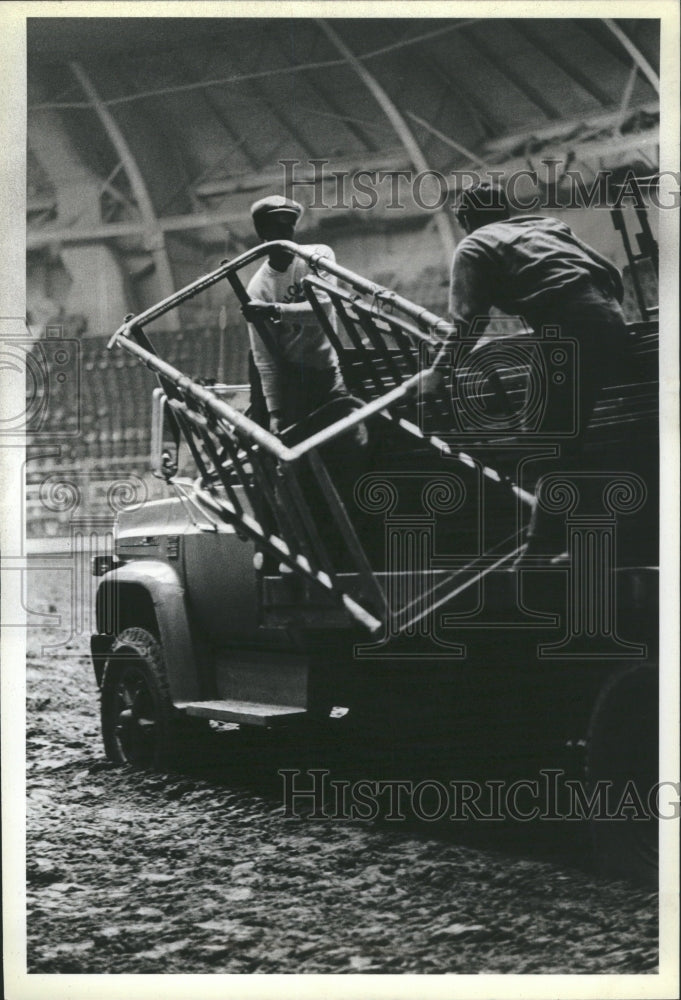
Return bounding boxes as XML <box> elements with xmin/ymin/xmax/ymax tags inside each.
<box><xmin>23</xmin><ymin>563</ymin><xmax>658</xmax><ymax>976</ymax></box>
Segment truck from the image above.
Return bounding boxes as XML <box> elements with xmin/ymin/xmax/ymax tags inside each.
<box><xmin>91</xmin><ymin>211</ymin><xmax>660</xmax><ymax>885</ymax></box>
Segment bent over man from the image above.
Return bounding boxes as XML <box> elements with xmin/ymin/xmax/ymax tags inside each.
<box><xmin>243</xmin><ymin>195</ymin><xmax>348</xmax><ymax>434</ymax></box>
<box><xmin>420</xmin><ymin>182</ymin><xmax>628</xmax><ymax>563</ymax></box>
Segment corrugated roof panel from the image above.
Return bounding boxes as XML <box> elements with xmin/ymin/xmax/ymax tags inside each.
<box><xmin>441</xmin><ymin>31</ymin><xmax>556</xmax><ymax>131</ymax></box>
<box><xmin>27</xmin><ymin>16</ymin><xmax>661</xmax><ymax>230</ymax></box>
<box><xmin>561</xmin><ymin>20</ymin><xmax>658</xmax><ymax>103</ymax></box>
<box><xmin>481</xmin><ymin>22</ymin><xmax>610</xmax><ymax>120</ymax></box>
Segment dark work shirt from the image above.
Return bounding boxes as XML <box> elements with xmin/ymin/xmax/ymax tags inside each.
<box><xmin>447</xmin><ymin>215</ymin><xmax>624</xmax><ymax>337</ymax></box>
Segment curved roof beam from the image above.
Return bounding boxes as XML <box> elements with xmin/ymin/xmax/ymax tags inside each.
<box><xmin>316</xmin><ymin>20</ymin><xmax>455</xmax><ymax>260</ymax></box>
<box><xmin>406</xmin><ymin>112</ymin><xmax>488</xmax><ymax>170</ymax></box>
<box><xmin>30</xmin><ymin>22</ymin><xmax>482</xmax><ymax>113</ymax></box>
<box><xmin>70</xmin><ymin>60</ymin><xmax>179</xmax><ymax>326</ymax></box>
<box><xmin>602</xmin><ymin>20</ymin><xmax>660</xmax><ymax>93</ymax></box>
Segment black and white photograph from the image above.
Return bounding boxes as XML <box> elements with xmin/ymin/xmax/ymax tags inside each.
<box><xmin>1</xmin><ymin>2</ymin><xmax>679</xmax><ymax>996</ymax></box>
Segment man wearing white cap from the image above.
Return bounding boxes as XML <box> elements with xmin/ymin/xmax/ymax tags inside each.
<box><xmin>243</xmin><ymin>195</ymin><xmax>348</xmax><ymax>434</ymax></box>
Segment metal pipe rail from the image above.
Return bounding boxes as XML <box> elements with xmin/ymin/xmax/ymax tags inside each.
<box><xmin>107</xmin><ymin>243</ymin><xmax>531</xmax><ymax>635</ymax></box>
<box><xmin>108</xmin><ymin>241</ymin><xmax>455</xmax><ymax>348</ymax></box>
<box><xmin>111</xmin><ymin>328</ymin><xmax>397</xmax><ymax>630</ymax></box>
<box><xmin>112</xmin><ymin>331</ymin><xmax>294</xmax><ymax>462</ymax></box>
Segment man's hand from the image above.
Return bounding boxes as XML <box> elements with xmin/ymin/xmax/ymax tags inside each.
<box><xmin>268</xmin><ymin>411</ymin><xmax>282</xmax><ymax>435</ymax></box>
<box><xmin>415</xmin><ymin>367</ymin><xmax>446</xmax><ymax>399</ymax></box>
<box><xmin>242</xmin><ymin>300</ymin><xmax>280</xmax><ymax>324</ymax></box>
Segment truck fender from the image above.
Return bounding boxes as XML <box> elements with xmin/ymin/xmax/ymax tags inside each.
<box><xmin>93</xmin><ymin>560</ymin><xmax>202</xmax><ymax>702</ymax></box>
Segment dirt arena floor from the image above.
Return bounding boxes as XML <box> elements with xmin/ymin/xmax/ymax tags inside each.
<box><xmin>24</xmin><ymin>559</ymin><xmax>658</xmax><ymax>975</ymax></box>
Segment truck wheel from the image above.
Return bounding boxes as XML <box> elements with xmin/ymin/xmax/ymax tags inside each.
<box><xmin>101</xmin><ymin>626</ymin><xmax>180</xmax><ymax>770</ymax></box>
<box><xmin>586</xmin><ymin>663</ymin><xmax>658</xmax><ymax>887</ymax></box>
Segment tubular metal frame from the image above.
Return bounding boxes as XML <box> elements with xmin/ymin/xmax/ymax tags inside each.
<box><xmin>109</xmin><ymin>242</ymin><xmax>529</xmax><ymax>634</ymax></box>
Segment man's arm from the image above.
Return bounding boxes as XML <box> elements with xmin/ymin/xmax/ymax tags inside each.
<box><xmin>245</xmin><ymin>293</ymin><xmax>332</xmax><ymax>329</ymax></box>
<box><xmin>416</xmin><ymin>244</ymin><xmax>492</xmax><ymax>398</ymax></box>
<box><xmin>276</xmin><ymin>300</ymin><xmax>318</xmax><ymax>323</ymax></box>
<box><xmin>247</xmin><ymin>247</ymin><xmax>338</xmax><ymax>327</ymax></box>
<box><xmin>432</xmin><ymin>244</ymin><xmax>492</xmax><ymax>372</ymax></box>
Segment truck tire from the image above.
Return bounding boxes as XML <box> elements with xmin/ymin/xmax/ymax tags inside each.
<box><xmin>585</xmin><ymin>663</ymin><xmax>658</xmax><ymax>887</ymax></box>
<box><xmin>101</xmin><ymin>626</ymin><xmax>184</xmax><ymax>770</ymax></box>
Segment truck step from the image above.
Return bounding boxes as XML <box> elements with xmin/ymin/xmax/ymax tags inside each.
<box><xmin>176</xmin><ymin>699</ymin><xmax>308</xmax><ymax>727</ymax></box>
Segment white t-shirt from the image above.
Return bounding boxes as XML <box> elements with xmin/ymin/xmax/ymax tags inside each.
<box><xmin>246</xmin><ymin>244</ymin><xmax>341</xmax><ymax>412</ymax></box>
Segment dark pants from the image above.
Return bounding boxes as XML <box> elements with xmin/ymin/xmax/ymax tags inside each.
<box><xmin>525</xmin><ymin>288</ymin><xmax>628</xmax><ymax>548</ymax></box>
<box><xmin>248</xmin><ymin>352</ymin><xmax>348</xmax><ymax>430</ymax></box>
<box><xmin>279</xmin><ymin>362</ymin><xmax>348</xmax><ymax>429</ymax></box>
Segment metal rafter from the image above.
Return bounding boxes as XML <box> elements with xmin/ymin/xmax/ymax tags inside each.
<box><xmin>236</xmin><ymin>38</ymin><xmax>319</xmax><ymax>160</ymax></box>
<box><xmin>460</xmin><ymin>26</ymin><xmax>561</xmax><ymax>121</ymax></box>
<box><xmin>98</xmin><ymin>161</ymin><xmax>135</xmax><ymax>215</ymax></box>
<box><xmin>425</xmin><ymin>89</ymin><xmax>450</xmax><ymax>160</ymax></box>
<box><xmin>396</xmin><ymin>35</ymin><xmax>503</xmax><ymax>141</ymax></box>
<box><xmin>178</xmin><ymin>52</ymin><xmax>262</xmax><ymax>172</ymax></box>
<box><xmin>109</xmin><ymin>54</ymin><xmax>205</xmax><ymax>218</ymax></box>
<box><xmin>617</xmin><ymin>61</ymin><xmax>640</xmax><ymax>128</ymax></box>
<box><xmin>28</xmin><ymin>206</ymin><xmax>239</xmax><ymax>249</ymax></box>
<box><xmin>484</xmin><ymin>100</ymin><xmax>658</xmax><ymax>154</ymax></box>
<box><xmin>69</xmin><ymin>61</ymin><xmax>179</xmax><ymax>327</ymax></box>
<box><xmin>603</xmin><ymin>19</ymin><xmax>660</xmax><ymax>94</ymax></box>
<box><xmin>281</xmin><ymin>31</ymin><xmax>378</xmax><ymax>154</ymax></box>
<box><xmin>406</xmin><ymin>112</ymin><xmax>488</xmax><ymax>169</ymax></box>
<box><xmin>29</xmin><ymin>21</ymin><xmax>483</xmax><ymax>113</ymax></box>
<box><xmin>513</xmin><ymin>21</ymin><xmax>616</xmax><ymax>108</ymax></box>
<box><xmin>316</xmin><ymin>20</ymin><xmax>455</xmax><ymax>261</ymax></box>
<box><xmin>579</xmin><ymin>20</ymin><xmax>660</xmax><ymax>96</ymax></box>
<box><xmin>381</xmin><ymin>19</ymin><xmax>499</xmax><ymax>144</ymax></box>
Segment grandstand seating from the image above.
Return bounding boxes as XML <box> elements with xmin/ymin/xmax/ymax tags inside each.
<box><xmin>24</xmin><ymin>318</ymin><xmax>249</xmax><ymax>538</ymax></box>
<box><xmin>24</xmin><ymin>263</ymin><xmax>658</xmax><ymax>540</ymax></box>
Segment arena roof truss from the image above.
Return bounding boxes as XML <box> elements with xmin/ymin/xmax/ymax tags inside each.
<box><xmin>27</xmin><ymin>17</ymin><xmax>661</xmax><ymax>288</ymax></box>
